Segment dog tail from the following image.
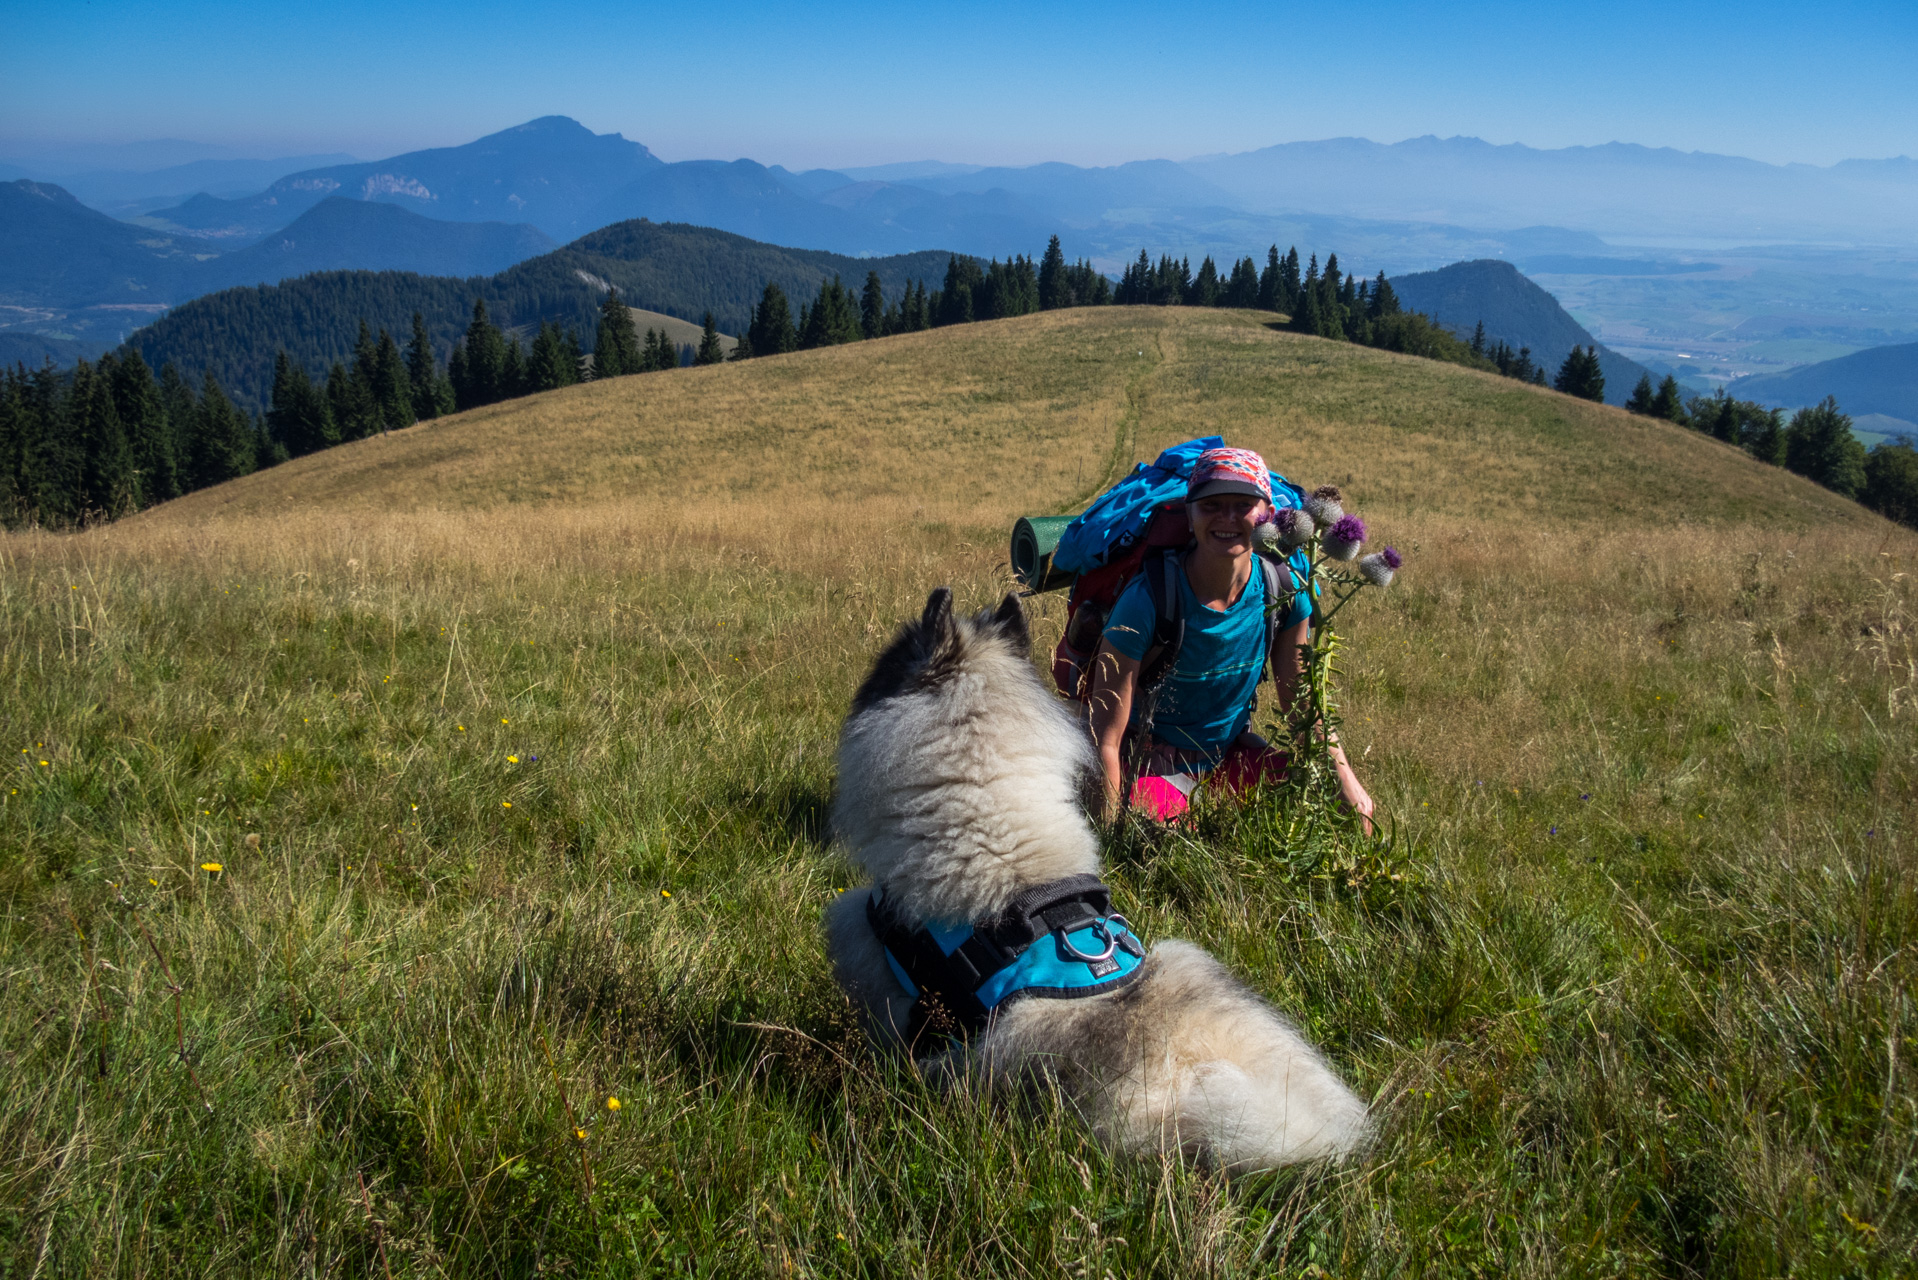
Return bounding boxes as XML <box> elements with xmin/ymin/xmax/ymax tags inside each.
<box><xmin>1140</xmin><ymin>942</ymin><xmax>1372</xmax><ymax>1171</ymax></box>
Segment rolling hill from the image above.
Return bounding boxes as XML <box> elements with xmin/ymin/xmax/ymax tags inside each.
<box><xmin>1387</xmin><ymin>258</ymin><xmax>1655</xmax><ymax>405</ymax></box>
<box><xmin>124</xmin><ymin>219</ymin><xmax>956</xmax><ymax>412</ymax></box>
<box><xmin>14</xmin><ymin>307</ymin><xmax>1911</xmax><ymax>1273</ymax></box>
<box><xmin>1737</xmin><ymin>340</ymin><xmax>1918</xmax><ymax>424</ymax></box>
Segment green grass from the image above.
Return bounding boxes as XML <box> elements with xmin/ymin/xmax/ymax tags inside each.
<box><xmin>3</xmin><ymin>308</ymin><xmax>1916</xmax><ymax>1276</ymax></box>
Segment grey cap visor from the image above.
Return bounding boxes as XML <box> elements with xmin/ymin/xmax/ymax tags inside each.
<box><xmin>1186</xmin><ymin>478</ymin><xmax>1269</xmax><ymax>502</ymax></box>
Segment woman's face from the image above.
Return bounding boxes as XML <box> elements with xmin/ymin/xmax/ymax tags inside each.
<box><xmin>1188</xmin><ymin>495</ymin><xmax>1266</xmax><ymax>560</ymax></box>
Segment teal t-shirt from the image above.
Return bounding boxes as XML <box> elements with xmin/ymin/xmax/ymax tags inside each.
<box><xmin>1103</xmin><ymin>556</ymin><xmax>1310</xmax><ymax>762</ymax></box>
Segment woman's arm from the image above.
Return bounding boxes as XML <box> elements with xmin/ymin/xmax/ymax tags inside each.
<box><xmin>1086</xmin><ymin>640</ymin><xmax>1141</xmax><ymax>820</ymax></box>
<box><xmin>1272</xmin><ymin>615</ymin><xmax>1374</xmax><ymax>833</ymax></box>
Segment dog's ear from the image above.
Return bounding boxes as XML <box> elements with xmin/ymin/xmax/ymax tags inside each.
<box><xmin>991</xmin><ymin>591</ymin><xmax>1030</xmax><ymax>656</ymax></box>
<box><xmin>920</xmin><ymin>587</ymin><xmax>954</xmax><ymax>646</ymax></box>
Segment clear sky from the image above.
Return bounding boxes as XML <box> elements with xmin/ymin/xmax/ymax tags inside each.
<box><xmin>4</xmin><ymin>0</ymin><xmax>1912</xmax><ymax>169</ymax></box>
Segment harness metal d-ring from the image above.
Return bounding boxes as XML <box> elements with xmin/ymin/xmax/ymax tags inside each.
<box><xmin>1055</xmin><ymin>918</ymin><xmax>1118</xmax><ymax>964</ymax></box>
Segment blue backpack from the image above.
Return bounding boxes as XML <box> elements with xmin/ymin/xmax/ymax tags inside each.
<box><xmin>1048</xmin><ymin>437</ymin><xmax>1309</xmax><ymax>703</ymax></box>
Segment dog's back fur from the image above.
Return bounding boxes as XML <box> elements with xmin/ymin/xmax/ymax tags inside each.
<box><xmin>825</xmin><ymin>588</ymin><xmax>1370</xmax><ymax>1170</ymax></box>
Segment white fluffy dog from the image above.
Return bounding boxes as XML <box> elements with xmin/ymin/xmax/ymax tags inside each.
<box><xmin>824</xmin><ymin>587</ymin><xmax>1370</xmax><ymax>1170</ymax></box>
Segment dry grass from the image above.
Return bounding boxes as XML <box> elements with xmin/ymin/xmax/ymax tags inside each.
<box><xmin>2</xmin><ymin>308</ymin><xmax>1914</xmax><ymax>1277</ymax></box>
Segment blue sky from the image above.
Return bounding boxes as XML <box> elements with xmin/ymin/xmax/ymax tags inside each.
<box><xmin>4</xmin><ymin>0</ymin><xmax>1912</xmax><ymax>168</ymax></box>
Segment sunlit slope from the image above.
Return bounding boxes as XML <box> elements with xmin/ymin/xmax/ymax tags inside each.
<box><xmin>139</xmin><ymin>306</ymin><xmax>1878</xmax><ymax>532</ymax></box>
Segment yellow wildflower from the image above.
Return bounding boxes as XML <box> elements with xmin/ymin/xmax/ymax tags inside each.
<box><xmin>507</xmin><ymin>755</ymin><xmax>519</xmax><ymax>764</ymax></box>
<box><xmin>502</xmin><ymin>801</ymin><xmax>512</xmax><ymax>808</ymax></box>
<box><xmin>201</xmin><ymin>863</ymin><xmax>223</xmax><ymax>873</ymax></box>
<box><xmin>660</xmin><ymin>889</ymin><xmax>671</xmax><ymax>899</ymax></box>
<box><xmin>606</xmin><ymin>1097</ymin><xmax>621</xmax><ymax>1111</ymax></box>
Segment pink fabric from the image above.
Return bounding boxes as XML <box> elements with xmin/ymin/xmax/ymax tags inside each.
<box><xmin>1186</xmin><ymin>447</ymin><xmax>1273</xmax><ymax>504</ymax></box>
<box><xmin>1127</xmin><ymin>738</ymin><xmax>1291</xmax><ymax>823</ymax></box>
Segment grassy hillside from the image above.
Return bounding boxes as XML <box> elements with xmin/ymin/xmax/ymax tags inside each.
<box><xmin>5</xmin><ymin>308</ymin><xmax>1914</xmax><ymax>1276</ymax></box>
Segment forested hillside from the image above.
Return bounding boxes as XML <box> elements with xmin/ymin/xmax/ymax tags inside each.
<box><xmin>1387</xmin><ymin>258</ymin><xmax>1653</xmax><ymax>405</ymax></box>
<box><xmin>125</xmin><ymin>221</ymin><xmax>956</xmax><ymax>411</ymax></box>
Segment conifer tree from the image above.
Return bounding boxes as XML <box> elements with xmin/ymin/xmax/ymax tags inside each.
<box><xmin>187</xmin><ymin>371</ymin><xmax>255</xmax><ymax>490</ymax></box>
<box><xmin>591</xmin><ymin>291</ymin><xmax>639</xmax><ymax>381</ymax></box>
<box><xmin>1651</xmin><ymin>375</ymin><xmax>1685</xmax><ymax>423</ymax></box>
<box><xmin>729</xmin><ymin>328</ymin><xmax>755</xmax><ymax>361</ymax></box>
<box><xmin>1554</xmin><ymin>346</ymin><xmax>1605</xmax><ymax>401</ymax></box>
<box><xmin>1257</xmin><ymin>246</ymin><xmax>1282</xmax><ymax>311</ymax></box>
<box><xmin>800</xmin><ymin>277</ymin><xmax>862</xmax><ymax>348</ymax></box>
<box><xmin>499</xmin><ymin>337</ymin><xmax>527</xmax><ymax>397</ymax></box>
<box><xmin>1280</xmin><ymin>247</ymin><xmax>1302</xmax><ymax>314</ymax></box>
<box><xmin>22</xmin><ymin>362</ymin><xmax>81</xmax><ymax>526</ymax></box>
<box><xmin>373</xmin><ymin>330</ymin><xmax>415</xmax><ymax>433</ymax></box>
<box><xmin>746</xmin><ymin>283</ymin><xmax>797</xmax><ymax>356</ymax></box>
<box><xmin>1625</xmin><ymin>374</ymin><xmax>1656</xmax><ymax>415</ymax></box>
<box><xmin>1370</xmin><ymin>272</ymin><xmax>1399</xmax><ymax>319</ymax></box>
<box><xmin>696</xmin><ymin>312</ymin><xmax>725</xmax><ymax>365</ymax></box>
<box><xmin>1471</xmin><ymin>321</ymin><xmax>1488</xmax><ymax>358</ymax></box>
<box><xmin>111</xmin><ymin>346</ymin><xmax>177</xmax><ymax>506</ymax></box>
<box><xmin>1188</xmin><ymin>257</ymin><xmax>1222</xmax><ymax>307</ymax></box>
<box><xmin>564</xmin><ymin>329</ymin><xmax>584</xmax><ymax>389</ymax></box>
<box><xmin>1039</xmin><ymin>236</ymin><xmax>1069</xmax><ymax>311</ymax></box>
<box><xmin>860</xmin><ymin>272</ymin><xmax>886</xmax><ymax>339</ymax></box>
<box><xmin>937</xmin><ymin>257</ymin><xmax>980</xmax><ymax>326</ymax></box>
<box><xmin>406</xmin><ymin>312</ymin><xmax>443</xmax><ymax>420</ymax></box>
<box><xmin>72</xmin><ymin>358</ymin><xmax>132</xmax><ymax>517</ymax></box>
<box><xmin>269</xmin><ymin>351</ymin><xmax>334</xmax><ymax>457</ymax></box>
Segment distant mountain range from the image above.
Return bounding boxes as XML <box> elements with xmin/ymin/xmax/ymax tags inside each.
<box><xmin>1184</xmin><ymin>137</ymin><xmax>1918</xmax><ymax>245</ymax></box>
<box><xmin>0</xmin><ymin>178</ymin><xmax>556</xmax><ymax>348</ymax></box>
<box><xmin>1386</xmin><ymin>259</ymin><xmax>1655</xmax><ymax>406</ymax></box>
<box><xmin>124</xmin><ymin>219</ymin><xmax>956</xmax><ymax>413</ymax></box>
<box><xmin>1738</xmin><ymin>342</ymin><xmax>1918</xmax><ymax>427</ymax></box>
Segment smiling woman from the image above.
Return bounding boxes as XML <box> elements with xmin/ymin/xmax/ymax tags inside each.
<box><xmin>1086</xmin><ymin>445</ymin><xmax>1374</xmax><ymax>824</ymax></box>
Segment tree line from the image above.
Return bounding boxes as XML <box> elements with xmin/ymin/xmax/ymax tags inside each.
<box><xmin>10</xmin><ymin>228</ymin><xmax>1915</xmax><ymax>533</ymax></box>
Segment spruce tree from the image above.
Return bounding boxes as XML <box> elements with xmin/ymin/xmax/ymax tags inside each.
<box><xmin>1370</xmin><ymin>272</ymin><xmax>1399</xmax><ymax>318</ymax></box>
<box><xmin>1554</xmin><ymin>346</ymin><xmax>1604</xmax><ymax>401</ymax></box>
<box><xmin>1784</xmin><ymin>397</ymin><xmax>1866</xmax><ymax>497</ymax></box>
<box><xmin>1626</xmin><ymin>374</ymin><xmax>1657</xmax><ymax>415</ymax></box>
<box><xmin>72</xmin><ymin>358</ymin><xmax>132</xmax><ymax>517</ymax></box>
<box><xmin>373</xmin><ymin>330</ymin><xmax>415</xmax><ymax>432</ymax></box>
<box><xmin>1471</xmin><ymin>321</ymin><xmax>1488</xmax><ymax>358</ymax></box>
<box><xmin>111</xmin><ymin>346</ymin><xmax>177</xmax><ymax>506</ymax></box>
<box><xmin>1651</xmin><ymin>376</ymin><xmax>1685</xmax><ymax>423</ymax></box>
<box><xmin>746</xmin><ymin>283</ymin><xmax>797</xmax><ymax>356</ymax></box>
<box><xmin>268</xmin><ymin>351</ymin><xmax>334</xmax><ymax>456</ymax></box>
<box><xmin>187</xmin><ymin>371</ymin><xmax>255</xmax><ymax>490</ymax></box>
<box><xmin>593</xmin><ymin>290</ymin><xmax>639</xmax><ymax>379</ymax></box>
<box><xmin>1257</xmin><ymin>246</ymin><xmax>1282</xmax><ymax>311</ymax></box>
<box><xmin>563</xmin><ymin>330</ymin><xmax>584</xmax><ymax>391</ymax></box>
<box><xmin>1745</xmin><ymin>408</ymin><xmax>1786</xmax><ymax>464</ymax></box>
<box><xmin>1039</xmin><ymin>236</ymin><xmax>1068</xmax><ymax>310</ymax></box>
<box><xmin>499</xmin><ymin>337</ymin><xmax>526</xmax><ymax>397</ymax></box>
<box><xmin>860</xmin><ymin>272</ymin><xmax>886</xmax><ymax>339</ymax></box>
<box><xmin>696</xmin><ymin>312</ymin><xmax>725</xmax><ymax>365</ymax></box>
<box><xmin>530</xmin><ymin>322</ymin><xmax>564</xmax><ymax>391</ymax></box>
<box><xmin>406</xmin><ymin>312</ymin><xmax>442</xmax><ymax>420</ymax></box>
<box><xmin>24</xmin><ymin>362</ymin><xmax>82</xmax><ymax>526</ymax></box>
<box><xmin>1188</xmin><ymin>257</ymin><xmax>1222</xmax><ymax>307</ymax></box>
<box><xmin>1280</xmin><ymin>247</ymin><xmax>1302</xmax><ymax>314</ymax></box>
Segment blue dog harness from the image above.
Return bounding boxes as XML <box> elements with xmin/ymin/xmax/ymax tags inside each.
<box><xmin>867</xmin><ymin>873</ymin><xmax>1147</xmax><ymax>1048</ymax></box>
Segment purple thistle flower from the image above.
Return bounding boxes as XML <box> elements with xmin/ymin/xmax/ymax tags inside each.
<box><xmin>1380</xmin><ymin>546</ymin><xmax>1403</xmax><ymax>571</ymax></box>
<box><xmin>1272</xmin><ymin>507</ymin><xmax>1316</xmax><ymax>549</ymax></box>
<box><xmin>1358</xmin><ymin>551</ymin><xmax>1397</xmax><ymax>587</ymax></box>
<box><xmin>1323</xmin><ymin>513</ymin><xmax>1366</xmax><ymax>561</ymax></box>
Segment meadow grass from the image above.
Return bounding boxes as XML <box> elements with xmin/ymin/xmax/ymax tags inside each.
<box><xmin>2</xmin><ymin>308</ymin><xmax>1915</xmax><ymax>1277</ymax></box>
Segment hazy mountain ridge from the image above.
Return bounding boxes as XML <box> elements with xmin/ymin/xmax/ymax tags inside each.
<box><xmin>1737</xmin><ymin>342</ymin><xmax>1918</xmax><ymax>424</ymax></box>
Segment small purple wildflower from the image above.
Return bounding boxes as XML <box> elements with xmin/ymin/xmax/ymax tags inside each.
<box><xmin>1550</xmin><ymin>826</ymin><xmax>1558</xmax><ymax>835</ymax></box>
<box><xmin>1580</xmin><ymin>793</ymin><xmax>1591</xmax><ymax>801</ymax></box>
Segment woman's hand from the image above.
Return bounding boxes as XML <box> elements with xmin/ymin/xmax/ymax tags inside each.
<box><xmin>1329</xmin><ymin>743</ymin><xmax>1375</xmax><ymax>835</ymax></box>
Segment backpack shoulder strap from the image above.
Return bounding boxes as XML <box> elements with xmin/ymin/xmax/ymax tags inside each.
<box><xmin>1137</xmin><ymin>548</ymin><xmax>1186</xmax><ymax>691</ymax></box>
